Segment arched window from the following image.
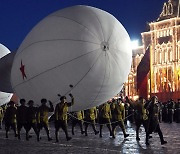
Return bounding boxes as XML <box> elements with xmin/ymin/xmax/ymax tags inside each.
<box><xmin>168</xmin><ymin>3</ymin><xmax>173</xmax><ymax>15</ymax></box>
<box><xmin>163</xmin><ymin>3</ymin><xmax>168</xmax><ymax>16</ymax></box>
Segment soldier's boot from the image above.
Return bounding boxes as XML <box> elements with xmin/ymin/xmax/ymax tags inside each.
<box><xmin>45</xmin><ymin>128</ymin><xmax>52</xmax><ymax>141</ymax></box>
<box><xmin>0</xmin><ymin>122</ymin><xmax>2</xmax><ymax>129</ymax></box>
<box><xmin>55</xmin><ymin>131</ymin><xmax>59</xmax><ymax>142</ymax></box>
<box><xmin>99</xmin><ymin>125</ymin><xmax>102</xmax><ymax>138</ymax></box>
<box><xmin>47</xmin><ymin>133</ymin><xmax>52</xmax><ymax>141</ymax></box>
<box><xmin>136</xmin><ymin>130</ymin><xmax>140</xmax><ymax>140</ymax></box>
<box><xmin>37</xmin><ymin>134</ymin><xmax>40</xmax><ymax>142</ymax></box>
<box><xmin>6</xmin><ymin>132</ymin><xmax>8</xmax><ymax>138</ymax></box>
<box><xmin>72</xmin><ymin>127</ymin><xmax>75</xmax><ymax>135</ymax></box>
<box><xmin>159</xmin><ymin>132</ymin><xmax>167</xmax><ymax>145</ymax></box>
<box><xmin>64</xmin><ymin>130</ymin><xmax>72</xmax><ymax>141</ymax></box>
<box><xmin>26</xmin><ymin>132</ymin><xmax>29</xmax><ymax>141</ymax></box>
<box><xmin>84</xmin><ymin>125</ymin><xmax>88</xmax><ymax>136</ymax></box>
<box><xmin>18</xmin><ymin>131</ymin><xmax>21</xmax><ymax>140</ymax></box>
<box><xmin>107</xmin><ymin>124</ymin><xmax>114</xmax><ymax>137</ymax></box>
<box><xmin>35</xmin><ymin>130</ymin><xmax>40</xmax><ymax>141</ymax></box>
<box><xmin>145</xmin><ymin>133</ymin><xmax>150</xmax><ymax>145</ymax></box>
<box><xmin>161</xmin><ymin>140</ymin><xmax>167</xmax><ymax>145</ymax></box>
<box><xmin>80</xmin><ymin>123</ymin><xmax>85</xmax><ymax>134</ymax></box>
<box><xmin>92</xmin><ymin>124</ymin><xmax>99</xmax><ymax>135</ymax></box>
<box><xmin>122</xmin><ymin>129</ymin><xmax>129</xmax><ymax>138</ymax></box>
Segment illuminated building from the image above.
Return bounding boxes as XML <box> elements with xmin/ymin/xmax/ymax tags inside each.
<box><xmin>124</xmin><ymin>0</ymin><xmax>180</xmax><ymax>102</ymax></box>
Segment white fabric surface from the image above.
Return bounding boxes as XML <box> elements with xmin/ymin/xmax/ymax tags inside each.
<box><xmin>0</xmin><ymin>44</ymin><xmax>13</xmax><ymax>105</ymax></box>
<box><xmin>11</xmin><ymin>5</ymin><xmax>132</xmax><ymax>111</ymax></box>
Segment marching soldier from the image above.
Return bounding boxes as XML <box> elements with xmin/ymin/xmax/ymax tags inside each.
<box><xmin>134</xmin><ymin>97</ymin><xmax>148</xmax><ymax>140</ymax></box>
<box><xmin>175</xmin><ymin>99</ymin><xmax>180</xmax><ymax>123</ymax></box>
<box><xmin>84</xmin><ymin>107</ymin><xmax>99</xmax><ymax>136</ymax></box>
<box><xmin>54</xmin><ymin>94</ymin><xmax>74</xmax><ymax>142</ymax></box>
<box><xmin>125</xmin><ymin>96</ymin><xmax>135</xmax><ymax>123</ymax></box>
<box><xmin>37</xmin><ymin>98</ymin><xmax>54</xmax><ymax>141</ymax></box>
<box><xmin>145</xmin><ymin>96</ymin><xmax>167</xmax><ymax>145</ymax></box>
<box><xmin>16</xmin><ymin>99</ymin><xmax>28</xmax><ymax>140</ymax></box>
<box><xmin>98</xmin><ymin>101</ymin><xmax>113</xmax><ymax>138</ymax></box>
<box><xmin>111</xmin><ymin>98</ymin><xmax>129</xmax><ymax>139</ymax></box>
<box><xmin>71</xmin><ymin>110</ymin><xmax>85</xmax><ymax>135</ymax></box>
<box><xmin>4</xmin><ymin>101</ymin><xmax>18</xmax><ymax>138</ymax></box>
<box><xmin>167</xmin><ymin>99</ymin><xmax>174</xmax><ymax>123</ymax></box>
<box><xmin>26</xmin><ymin>100</ymin><xmax>40</xmax><ymax>141</ymax></box>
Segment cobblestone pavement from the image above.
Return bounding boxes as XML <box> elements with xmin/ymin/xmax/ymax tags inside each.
<box><xmin>0</xmin><ymin>121</ymin><xmax>179</xmax><ymax>154</ymax></box>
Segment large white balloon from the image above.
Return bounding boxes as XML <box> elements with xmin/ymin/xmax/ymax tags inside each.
<box><xmin>0</xmin><ymin>44</ymin><xmax>13</xmax><ymax>105</ymax></box>
<box><xmin>11</xmin><ymin>5</ymin><xmax>132</xmax><ymax>111</ymax></box>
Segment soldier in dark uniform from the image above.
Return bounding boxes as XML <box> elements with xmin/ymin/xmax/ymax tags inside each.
<box><xmin>125</xmin><ymin>96</ymin><xmax>135</xmax><ymax>123</ymax></box>
<box><xmin>98</xmin><ymin>101</ymin><xmax>113</xmax><ymax>138</ymax></box>
<box><xmin>167</xmin><ymin>99</ymin><xmax>174</xmax><ymax>123</ymax></box>
<box><xmin>84</xmin><ymin>107</ymin><xmax>99</xmax><ymax>136</ymax></box>
<box><xmin>37</xmin><ymin>98</ymin><xmax>54</xmax><ymax>141</ymax></box>
<box><xmin>158</xmin><ymin>101</ymin><xmax>163</xmax><ymax>123</ymax></box>
<box><xmin>54</xmin><ymin>94</ymin><xmax>74</xmax><ymax>142</ymax></box>
<box><xmin>71</xmin><ymin>110</ymin><xmax>85</xmax><ymax>135</ymax></box>
<box><xmin>175</xmin><ymin>99</ymin><xmax>180</xmax><ymax>123</ymax></box>
<box><xmin>4</xmin><ymin>101</ymin><xmax>18</xmax><ymax>138</ymax></box>
<box><xmin>162</xmin><ymin>102</ymin><xmax>168</xmax><ymax>122</ymax></box>
<box><xmin>145</xmin><ymin>96</ymin><xmax>167</xmax><ymax>145</ymax></box>
<box><xmin>16</xmin><ymin>99</ymin><xmax>28</xmax><ymax>140</ymax></box>
<box><xmin>111</xmin><ymin>98</ymin><xmax>129</xmax><ymax>139</ymax></box>
<box><xmin>134</xmin><ymin>97</ymin><xmax>148</xmax><ymax>140</ymax></box>
<box><xmin>26</xmin><ymin>100</ymin><xmax>40</xmax><ymax>141</ymax></box>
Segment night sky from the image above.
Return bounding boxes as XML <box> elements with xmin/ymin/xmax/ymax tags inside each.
<box><xmin>0</xmin><ymin>0</ymin><xmax>165</xmax><ymax>52</ymax></box>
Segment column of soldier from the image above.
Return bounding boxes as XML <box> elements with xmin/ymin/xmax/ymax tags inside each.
<box><xmin>0</xmin><ymin>94</ymin><xmax>179</xmax><ymax>145</ymax></box>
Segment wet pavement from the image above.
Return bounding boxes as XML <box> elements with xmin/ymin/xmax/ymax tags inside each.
<box><xmin>0</xmin><ymin>121</ymin><xmax>179</xmax><ymax>154</ymax></box>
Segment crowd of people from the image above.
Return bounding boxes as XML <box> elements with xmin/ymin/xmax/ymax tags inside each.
<box><xmin>0</xmin><ymin>94</ymin><xmax>180</xmax><ymax>146</ymax></box>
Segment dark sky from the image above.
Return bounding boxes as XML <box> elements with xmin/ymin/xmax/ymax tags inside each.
<box><xmin>0</xmin><ymin>0</ymin><xmax>165</xmax><ymax>51</ymax></box>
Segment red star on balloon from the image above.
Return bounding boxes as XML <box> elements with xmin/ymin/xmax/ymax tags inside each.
<box><xmin>20</xmin><ymin>60</ymin><xmax>27</xmax><ymax>80</ymax></box>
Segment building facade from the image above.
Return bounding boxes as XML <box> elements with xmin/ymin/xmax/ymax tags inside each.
<box><xmin>125</xmin><ymin>0</ymin><xmax>180</xmax><ymax>102</ymax></box>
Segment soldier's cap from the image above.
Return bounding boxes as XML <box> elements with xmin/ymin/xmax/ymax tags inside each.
<box><xmin>8</xmin><ymin>101</ymin><xmax>15</xmax><ymax>105</ymax></box>
<box><xmin>41</xmin><ymin>98</ymin><xmax>47</xmax><ymax>103</ymax></box>
<box><xmin>28</xmin><ymin>100</ymin><xmax>34</xmax><ymax>105</ymax></box>
<box><xmin>20</xmin><ymin>98</ymin><xmax>26</xmax><ymax>104</ymax></box>
<box><xmin>118</xmin><ymin>98</ymin><xmax>123</xmax><ymax>101</ymax></box>
<box><xmin>60</xmin><ymin>96</ymin><xmax>66</xmax><ymax>101</ymax></box>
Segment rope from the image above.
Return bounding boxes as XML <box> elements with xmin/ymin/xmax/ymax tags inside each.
<box><xmin>67</xmin><ymin>112</ymin><xmax>134</xmax><ymax>125</ymax></box>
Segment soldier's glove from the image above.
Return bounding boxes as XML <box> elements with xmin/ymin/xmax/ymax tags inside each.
<box><xmin>69</xmin><ymin>93</ymin><xmax>74</xmax><ymax>98</ymax></box>
<box><xmin>48</xmin><ymin>100</ymin><xmax>53</xmax><ymax>105</ymax></box>
<box><xmin>57</xmin><ymin>94</ymin><xmax>61</xmax><ymax>97</ymax></box>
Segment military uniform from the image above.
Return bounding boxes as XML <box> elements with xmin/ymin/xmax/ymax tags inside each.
<box><xmin>71</xmin><ymin>110</ymin><xmax>85</xmax><ymax>135</ymax></box>
<box><xmin>4</xmin><ymin>101</ymin><xmax>17</xmax><ymax>138</ymax></box>
<box><xmin>174</xmin><ymin>100</ymin><xmax>180</xmax><ymax>123</ymax></box>
<box><xmin>111</xmin><ymin>99</ymin><xmax>129</xmax><ymax>138</ymax></box>
<box><xmin>26</xmin><ymin>101</ymin><xmax>39</xmax><ymax>141</ymax></box>
<box><xmin>134</xmin><ymin>98</ymin><xmax>148</xmax><ymax>140</ymax></box>
<box><xmin>167</xmin><ymin>100</ymin><xmax>174</xmax><ymax>123</ymax></box>
<box><xmin>17</xmin><ymin>101</ymin><xmax>28</xmax><ymax>140</ymax></box>
<box><xmin>98</xmin><ymin>102</ymin><xmax>113</xmax><ymax>137</ymax></box>
<box><xmin>84</xmin><ymin>107</ymin><xmax>99</xmax><ymax>136</ymax></box>
<box><xmin>54</xmin><ymin>95</ymin><xmax>74</xmax><ymax>142</ymax></box>
<box><xmin>37</xmin><ymin>99</ymin><xmax>54</xmax><ymax>141</ymax></box>
<box><xmin>146</xmin><ymin>96</ymin><xmax>167</xmax><ymax>145</ymax></box>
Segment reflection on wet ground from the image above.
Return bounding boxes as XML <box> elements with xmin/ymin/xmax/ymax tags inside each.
<box><xmin>0</xmin><ymin>121</ymin><xmax>179</xmax><ymax>154</ymax></box>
